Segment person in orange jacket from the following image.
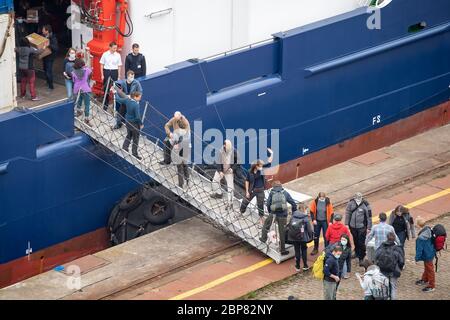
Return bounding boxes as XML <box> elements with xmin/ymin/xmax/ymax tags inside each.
<box><xmin>310</xmin><ymin>192</ymin><xmax>334</xmax><ymax>255</ymax></box>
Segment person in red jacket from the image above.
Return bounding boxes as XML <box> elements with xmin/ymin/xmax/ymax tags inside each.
<box><xmin>326</xmin><ymin>214</ymin><xmax>352</xmax><ymax>245</ymax></box>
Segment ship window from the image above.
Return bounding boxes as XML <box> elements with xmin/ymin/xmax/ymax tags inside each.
<box><xmin>408</xmin><ymin>22</ymin><xmax>427</xmax><ymax>33</ymax></box>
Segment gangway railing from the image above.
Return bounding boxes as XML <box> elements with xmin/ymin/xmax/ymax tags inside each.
<box><xmin>74</xmin><ymin>100</ymin><xmax>295</xmax><ymax>264</ymax></box>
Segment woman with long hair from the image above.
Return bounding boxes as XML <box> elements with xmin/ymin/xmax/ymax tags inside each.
<box><xmin>63</xmin><ymin>48</ymin><xmax>77</xmax><ymax>101</ymax></box>
<box><xmin>72</xmin><ymin>58</ymin><xmax>92</xmax><ymax>126</ymax></box>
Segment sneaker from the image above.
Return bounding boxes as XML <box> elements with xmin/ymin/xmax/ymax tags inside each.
<box><xmin>343</xmin><ymin>274</ymin><xmax>350</xmax><ymax>279</ymax></box>
<box><xmin>303</xmin><ymin>266</ymin><xmax>311</xmax><ymax>271</ymax></box>
<box><xmin>112</xmin><ymin>125</ymin><xmax>122</xmax><ymax>130</ymax></box>
<box><xmin>422</xmin><ymin>287</ymin><xmax>435</xmax><ymax>293</ymax></box>
<box><xmin>310</xmin><ymin>248</ymin><xmax>318</xmax><ymax>256</ymax></box>
<box><xmin>415</xmin><ymin>280</ymin><xmax>428</xmax><ymax>286</ymax></box>
<box><xmin>295</xmin><ymin>266</ymin><xmax>301</xmax><ymax>272</ymax></box>
<box><xmin>76</xmin><ymin>110</ymin><xmax>83</xmax><ymax>117</ymax></box>
<box><xmin>31</xmin><ymin>96</ymin><xmax>41</xmax><ymax>101</ymax></box>
<box><xmin>133</xmin><ymin>154</ymin><xmax>142</xmax><ymax>161</ymax></box>
<box><xmin>210</xmin><ymin>193</ymin><xmax>223</xmax><ymax>199</ymax></box>
<box><xmin>259</xmin><ymin>237</ymin><xmax>266</xmax><ymax>243</ymax></box>
<box><xmin>281</xmin><ymin>251</ymin><xmax>290</xmax><ymax>256</ymax></box>
<box><xmin>159</xmin><ymin>161</ymin><xmax>169</xmax><ymax>165</ymax></box>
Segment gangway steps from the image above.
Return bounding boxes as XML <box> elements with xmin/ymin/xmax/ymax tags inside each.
<box><xmin>74</xmin><ymin>102</ymin><xmax>295</xmax><ymax>264</ymax></box>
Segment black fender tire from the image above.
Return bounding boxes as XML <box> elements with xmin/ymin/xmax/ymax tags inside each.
<box><xmin>119</xmin><ymin>188</ymin><xmax>144</xmax><ymax>212</ymax></box>
<box><xmin>142</xmin><ymin>196</ymin><xmax>175</xmax><ymax>225</ymax></box>
<box><xmin>107</xmin><ymin>204</ymin><xmax>121</xmax><ymax>232</ymax></box>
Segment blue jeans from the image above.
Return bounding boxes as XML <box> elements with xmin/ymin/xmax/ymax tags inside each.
<box><xmin>314</xmin><ymin>220</ymin><xmax>328</xmax><ymax>249</ymax></box>
<box><xmin>77</xmin><ymin>92</ymin><xmax>91</xmax><ymax>117</ymax></box>
<box><xmin>65</xmin><ymin>79</ymin><xmax>73</xmax><ymax>101</ymax></box>
<box><xmin>397</xmin><ymin>230</ymin><xmax>407</xmax><ymax>248</ymax></box>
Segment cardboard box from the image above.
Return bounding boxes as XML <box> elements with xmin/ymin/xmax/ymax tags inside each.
<box><xmin>26</xmin><ymin>33</ymin><xmax>49</xmax><ymax>50</ymax></box>
<box><xmin>38</xmin><ymin>48</ymin><xmax>52</xmax><ymax>60</ymax></box>
<box><xmin>26</xmin><ymin>9</ymin><xmax>39</xmax><ymax>23</ymax></box>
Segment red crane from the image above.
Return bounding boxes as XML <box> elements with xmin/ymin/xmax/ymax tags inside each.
<box><xmin>73</xmin><ymin>0</ymin><xmax>133</xmax><ymax>95</ymax></box>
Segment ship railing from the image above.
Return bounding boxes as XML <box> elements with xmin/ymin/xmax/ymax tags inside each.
<box><xmin>73</xmin><ymin>97</ymin><xmax>293</xmax><ymax>264</ymax></box>
<box><xmin>202</xmin><ymin>37</ymin><xmax>275</xmax><ymax>61</ymax></box>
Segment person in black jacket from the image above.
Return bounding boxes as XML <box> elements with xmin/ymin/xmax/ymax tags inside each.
<box><xmin>287</xmin><ymin>204</ymin><xmax>313</xmax><ymax>271</ymax></box>
<box><xmin>42</xmin><ymin>25</ymin><xmax>58</xmax><ymax>90</ymax></box>
<box><xmin>375</xmin><ymin>232</ymin><xmax>405</xmax><ymax>300</ymax></box>
<box><xmin>323</xmin><ymin>245</ymin><xmax>343</xmax><ymax>300</ymax></box>
<box><xmin>239</xmin><ymin>148</ymin><xmax>274</xmax><ymax>226</ymax></box>
<box><xmin>125</xmin><ymin>43</ymin><xmax>147</xmax><ymax>78</ymax></box>
<box><xmin>326</xmin><ymin>233</ymin><xmax>352</xmax><ymax>280</ymax></box>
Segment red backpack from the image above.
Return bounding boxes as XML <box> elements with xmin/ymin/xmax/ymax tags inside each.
<box><xmin>432</xmin><ymin>224</ymin><xmax>447</xmax><ymax>271</ymax></box>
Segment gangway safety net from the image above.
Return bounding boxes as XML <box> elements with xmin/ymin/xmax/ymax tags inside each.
<box><xmin>73</xmin><ymin>96</ymin><xmax>295</xmax><ymax>264</ymax></box>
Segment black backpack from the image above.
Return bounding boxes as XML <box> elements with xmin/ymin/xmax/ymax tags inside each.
<box><xmin>288</xmin><ymin>216</ymin><xmax>313</xmax><ymax>243</ymax></box>
<box><xmin>376</xmin><ymin>245</ymin><xmax>397</xmax><ymax>275</ymax></box>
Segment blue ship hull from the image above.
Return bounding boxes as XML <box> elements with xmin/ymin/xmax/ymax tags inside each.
<box><xmin>1</xmin><ymin>0</ymin><xmax>449</xmax><ymax>284</ymax></box>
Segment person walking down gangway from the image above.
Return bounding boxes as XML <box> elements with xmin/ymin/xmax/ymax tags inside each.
<box><xmin>111</xmin><ymin>87</ymin><xmax>144</xmax><ymax>160</ymax></box>
<box><xmin>260</xmin><ymin>181</ymin><xmax>297</xmax><ymax>256</ymax></box>
<box><xmin>113</xmin><ymin>70</ymin><xmax>143</xmax><ymax>130</ymax></box>
<box><xmin>161</xmin><ymin>112</ymin><xmax>191</xmax><ymax>165</ymax></box>
<box><xmin>72</xmin><ymin>58</ymin><xmax>93</xmax><ymax>127</ymax></box>
<box><xmin>210</xmin><ymin>140</ymin><xmax>241</xmax><ymax>211</ymax></box>
<box><xmin>239</xmin><ymin>149</ymin><xmax>274</xmax><ymax>227</ymax></box>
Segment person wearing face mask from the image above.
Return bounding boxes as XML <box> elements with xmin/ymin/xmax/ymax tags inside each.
<box><xmin>286</xmin><ymin>203</ymin><xmax>314</xmax><ymax>271</ymax></box>
<box><xmin>326</xmin><ymin>233</ymin><xmax>352</xmax><ymax>280</ymax></box>
<box><xmin>309</xmin><ymin>192</ymin><xmax>334</xmax><ymax>255</ymax></box>
<box><xmin>388</xmin><ymin>205</ymin><xmax>416</xmax><ymax>249</ymax></box>
<box><xmin>239</xmin><ymin>149</ymin><xmax>274</xmax><ymax>226</ymax></box>
<box><xmin>63</xmin><ymin>48</ymin><xmax>77</xmax><ymax>101</ymax></box>
<box><xmin>323</xmin><ymin>245</ymin><xmax>343</xmax><ymax>300</ymax></box>
<box><xmin>113</xmin><ymin>71</ymin><xmax>143</xmax><ymax>130</ymax></box>
<box><xmin>345</xmin><ymin>192</ymin><xmax>372</xmax><ymax>265</ymax></box>
<box><xmin>210</xmin><ymin>140</ymin><xmax>240</xmax><ymax>210</ymax></box>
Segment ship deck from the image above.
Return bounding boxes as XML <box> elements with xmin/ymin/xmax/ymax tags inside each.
<box><xmin>1</xmin><ymin>123</ymin><xmax>450</xmax><ymax>300</ymax></box>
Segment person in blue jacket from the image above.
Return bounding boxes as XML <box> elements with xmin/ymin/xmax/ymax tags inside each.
<box><xmin>323</xmin><ymin>245</ymin><xmax>343</xmax><ymax>300</ymax></box>
<box><xmin>112</xmin><ymin>87</ymin><xmax>144</xmax><ymax>160</ymax></box>
<box><xmin>415</xmin><ymin>218</ymin><xmax>436</xmax><ymax>293</ymax></box>
<box><xmin>113</xmin><ymin>70</ymin><xmax>143</xmax><ymax>130</ymax></box>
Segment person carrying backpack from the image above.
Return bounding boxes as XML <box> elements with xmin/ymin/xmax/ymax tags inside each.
<box><xmin>323</xmin><ymin>245</ymin><xmax>343</xmax><ymax>300</ymax></box>
<box><xmin>287</xmin><ymin>204</ymin><xmax>314</xmax><ymax>271</ymax></box>
<box><xmin>415</xmin><ymin>218</ymin><xmax>436</xmax><ymax>293</ymax></box>
<box><xmin>260</xmin><ymin>181</ymin><xmax>297</xmax><ymax>255</ymax></box>
<box><xmin>325</xmin><ymin>214</ymin><xmax>351</xmax><ymax>245</ymax></box>
<box><xmin>356</xmin><ymin>259</ymin><xmax>391</xmax><ymax>300</ymax></box>
<box><xmin>375</xmin><ymin>232</ymin><xmax>405</xmax><ymax>300</ymax></box>
<box><xmin>345</xmin><ymin>192</ymin><xmax>372</xmax><ymax>265</ymax></box>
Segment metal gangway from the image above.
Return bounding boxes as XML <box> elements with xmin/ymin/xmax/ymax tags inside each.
<box><xmin>74</xmin><ymin>100</ymin><xmax>295</xmax><ymax>264</ymax></box>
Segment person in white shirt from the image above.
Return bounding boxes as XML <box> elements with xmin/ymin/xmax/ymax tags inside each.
<box><xmin>100</xmin><ymin>42</ymin><xmax>122</xmax><ymax>110</ymax></box>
